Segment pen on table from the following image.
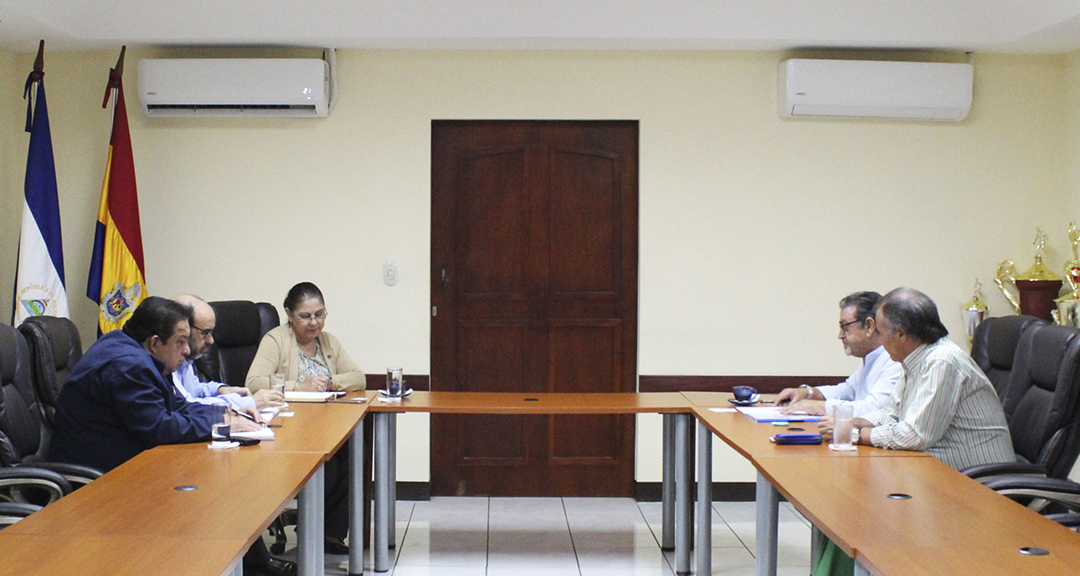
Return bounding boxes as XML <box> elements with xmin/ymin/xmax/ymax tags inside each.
<box><xmin>232</xmin><ymin>407</ymin><xmax>265</xmax><ymax>426</ymax></box>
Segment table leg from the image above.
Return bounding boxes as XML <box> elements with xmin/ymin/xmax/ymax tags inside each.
<box><xmin>675</xmin><ymin>413</ymin><xmax>692</xmax><ymax>575</ymax></box>
<box><xmin>755</xmin><ymin>472</ymin><xmax>778</xmax><ymax>576</ymax></box>
<box><xmin>227</xmin><ymin>560</ymin><xmax>243</xmax><ymax>576</ymax></box>
<box><xmin>696</xmin><ymin>419</ymin><xmax>712</xmax><ymax>576</ymax></box>
<box><xmin>854</xmin><ymin>559</ymin><xmax>872</xmax><ymax>576</ymax></box>
<box><xmin>662</xmin><ymin>413</ymin><xmax>676</xmax><ymax>551</ymax></box>
<box><xmin>811</xmin><ymin>525</ymin><xmax>822</xmax><ymax>568</ymax></box>
<box><xmin>374</xmin><ymin>412</ymin><xmax>390</xmax><ymax>572</ymax></box>
<box><xmin>389</xmin><ymin>412</ymin><xmax>397</xmax><ymax>549</ymax></box>
<box><xmin>348</xmin><ymin>417</ymin><xmax>364</xmax><ymax>576</ymax></box>
<box><xmin>299</xmin><ymin>463</ymin><xmax>326</xmax><ymax>576</ymax></box>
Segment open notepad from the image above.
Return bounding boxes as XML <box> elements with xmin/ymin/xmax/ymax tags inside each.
<box><xmin>284</xmin><ymin>391</ymin><xmax>342</xmax><ymax>403</ymax></box>
<box><xmin>734</xmin><ymin>406</ymin><xmax>821</xmax><ymax>422</ymax></box>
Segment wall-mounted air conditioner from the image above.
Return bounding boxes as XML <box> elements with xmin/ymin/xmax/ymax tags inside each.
<box><xmin>138</xmin><ymin>58</ymin><xmax>331</xmax><ymax>118</ymax></box>
<box><xmin>778</xmin><ymin>59</ymin><xmax>973</xmax><ymax>122</ymax></box>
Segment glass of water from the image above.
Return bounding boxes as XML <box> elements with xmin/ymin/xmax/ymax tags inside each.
<box><xmin>211</xmin><ymin>404</ymin><xmax>232</xmax><ymax>443</ymax></box>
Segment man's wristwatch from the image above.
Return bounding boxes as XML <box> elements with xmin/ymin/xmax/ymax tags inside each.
<box><xmin>851</xmin><ymin>428</ymin><xmax>861</xmax><ymax>445</ymax></box>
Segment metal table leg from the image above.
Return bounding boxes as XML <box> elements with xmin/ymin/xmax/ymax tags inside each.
<box><xmin>675</xmin><ymin>413</ymin><xmax>692</xmax><ymax>575</ymax></box>
<box><xmin>299</xmin><ymin>463</ymin><xmax>326</xmax><ymax>576</ymax></box>
<box><xmin>348</xmin><ymin>417</ymin><xmax>364</xmax><ymax>575</ymax></box>
<box><xmin>662</xmin><ymin>413</ymin><xmax>676</xmax><ymax>551</ymax></box>
<box><xmin>389</xmin><ymin>412</ymin><xmax>397</xmax><ymax>549</ymax></box>
<box><xmin>374</xmin><ymin>412</ymin><xmax>391</xmax><ymax>572</ymax></box>
<box><xmin>696</xmin><ymin>419</ymin><xmax>712</xmax><ymax>576</ymax></box>
<box><xmin>755</xmin><ymin>471</ymin><xmax>778</xmax><ymax>576</ymax></box>
<box><xmin>854</xmin><ymin>559</ymin><xmax>872</xmax><ymax>576</ymax></box>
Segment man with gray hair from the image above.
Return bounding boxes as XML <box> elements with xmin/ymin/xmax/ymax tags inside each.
<box><xmin>822</xmin><ymin>287</ymin><xmax>1013</xmax><ymax>469</ymax></box>
<box><xmin>814</xmin><ymin>287</ymin><xmax>1014</xmax><ymax>576</ymax></box>
<box><xmin>774</xmin><ymin>291</ymin><xmax>901</xmax><ymax>417</ymax></box>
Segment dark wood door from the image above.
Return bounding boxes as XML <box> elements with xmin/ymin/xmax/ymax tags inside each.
<box><xmin>430</xmin><ymin>120</ymin><xmax>639</xmax><ymax>497</ymax></box>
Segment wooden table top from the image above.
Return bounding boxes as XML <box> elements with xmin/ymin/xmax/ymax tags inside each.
<box><xmin>5</xmin><ymin>447</ymin><xmax>324</xmax><ymax>541</ymax></box>
<box><xmin>754</xmin><ymin>455</ymin><xmax>1080</xmax><ymax>570</ymax></box>
<box><xmin>0</xmin><ymin>533</ymin><xmax>245</xmax><ymax>576</ymax></box>
<box><xmin>686</xmin><ymin>392</ymin><xmax>929</xmax><ymax>460</ymax></box>
<box><xmin>365</xmin><ymin>391</ymin><xmax>693</xmax><ymax>414</ymax></box>
<box><xmin>156</xmin><ymin>399</ymin><xmax>367</xmax><ymax>457</ymax></box>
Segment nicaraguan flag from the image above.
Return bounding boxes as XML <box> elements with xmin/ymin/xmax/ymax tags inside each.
<box><xmin>14</xmin><ymin>66</ymin><xmax>68</xmax><ymax>324</ymax></box>
<box><xmin>87</xmin><ymin>48</ymin><xmax>146</xmax><ymax>333</ymax></box>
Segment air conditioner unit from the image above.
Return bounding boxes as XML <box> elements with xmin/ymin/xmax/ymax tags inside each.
<box><xmin>138</xmin><ymin>58</ymin><xmax>330</xmax><ymax>118</ymax></box>
<box><xmin>778</xmin><ymin>59</ymin><xmax>973</xmax><ymax>122</ymax></box>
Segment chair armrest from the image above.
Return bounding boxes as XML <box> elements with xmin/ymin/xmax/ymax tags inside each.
<box><xmin>962</xmin><ymin>461</ymin><xmax>1047</xmax><ymax>483</ymax></box>
<box><xmin>983</xmin><ymin>476</ymin><xmax>1080</xmax><ymax>513</ymax></box>
<box><xmin>1045</xmin><ymin>512</ymin><xmax>1080</xmax><ymax>529</ymax></box>
<box><xmin>0</xmin><ymin>467</ymin><xmax>73</xmax><ymax>504</ymax></box>
<box><xmin>34</xmin><ymin>462</ymin><xmax>103</xmax><ymax>490</ymax></box>
<box><xmin>0</xmin><ymin>502</ymin><xmax>42</xmax><ymax>530</ymax></box>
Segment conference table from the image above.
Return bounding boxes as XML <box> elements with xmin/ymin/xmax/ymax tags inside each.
<box><xmin>0</xmin><ymin>399</ymin><xmax>369</xmax><ymax>576</ymax></box>
<box><xmin>365</xmin><ymin>391</ymin><xmax>698</xmax><ymax>573</ymax></box>
<box><xmin>6</xmin><ymin>389</ymin><xmax>1080</xmax><ymax>576</ymax></box>
<box><xmin>685</xmin><ymin>391</ymin><xmax>1080</xmax><ymax>576</ymax></box>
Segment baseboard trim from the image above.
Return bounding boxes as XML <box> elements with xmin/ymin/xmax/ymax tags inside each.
<box><xmin>635</xmin><ymin>481</ymin><xmax>757</xmax><ymax>502</ymax></box>
<box><xmin>396</xmin><ymin>482</ymin><xmax>432</xmax><ymax>501</ymax></box>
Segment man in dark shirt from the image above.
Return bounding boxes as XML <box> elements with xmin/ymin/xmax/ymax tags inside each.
<box><xmin>49</xmin><ymin>296</ymin><xmax>294</xmax><ymax>576</ymax></box>
<box><xmin>49</xmin><ymin>296</ymin><xmax>213</xmax><ymax>470</ymax></box>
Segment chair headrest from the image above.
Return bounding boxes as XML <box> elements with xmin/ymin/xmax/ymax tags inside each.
<box><xmin>1029</xmin><ymin>325</ymin><xmax>1080</xmax><ymax>388</ymax></box>
<box><xmin>21</xmin><ymin>316</ymin><xmax>80</xmax><ymax>371</ymax></box>
<box><xmin>209</xmin><ymin>301</ymin><xmax>276</xmax><ymax>348</ymax></box>
<box><xmin>987</xmin><ymin>315</ymin><xmax>1046</xmax><ymax>368</ymax></box>
<box><xmin>0</xmin><ymin>325</ymin><xmax>18</xmax><ymax>384</ymax></box>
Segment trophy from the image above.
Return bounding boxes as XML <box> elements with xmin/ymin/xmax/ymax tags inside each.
<box><xmin>995</xmin><ymin>227</ymin><xmax>1062</xmax><ymax>322</ymax></box>
<box><xmin>1053</xmin><ymin>223</ymin><xmax>1080</xmax><ymax>327</ymax></box>
<box><xmin>961</xmin><ymin>279</ymin><xmax>988</xmax><ymax>345</ymax></box>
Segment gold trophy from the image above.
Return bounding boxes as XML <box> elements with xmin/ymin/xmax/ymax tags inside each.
<box><xmin>961</xmin><ymin>279</ymin><xmax>988</xmax><ymax>345</ymax></box>
<box><xmin>1053</xmin><ymin>223</ymin><xmax>1080</xmax><ymax>327</ymax></box>
<box><xmin>995</xmin><ymin>227</ymin><xmax>1062</xmax><ymax>322</ymax></box>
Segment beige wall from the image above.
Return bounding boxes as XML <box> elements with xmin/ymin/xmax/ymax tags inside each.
<box><xmin>2</xmin><ymin>48</ymin><xmax>1078</xmax><ymax>482</ymax></box>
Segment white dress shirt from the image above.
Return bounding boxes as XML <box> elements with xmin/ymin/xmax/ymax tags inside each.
<box><xmin>172</xmin><ymin>359</ymin><xmax>256</xmax><ymax>410</ymax></box>
<box><xmin>817</xmin><ymin>345</ymin><xmax>902</xmax><ymax>418</ymax></box>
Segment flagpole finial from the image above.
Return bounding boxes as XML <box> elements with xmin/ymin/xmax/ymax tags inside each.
<box><xmin>103</xmin><ymin>45</ymin><xmax>127</xmax><ymax>108</ymax></box>
<box><xmin>33</xmin><ymin>40</ymin><xmax>44</xmax><ymax>74</ymax></box>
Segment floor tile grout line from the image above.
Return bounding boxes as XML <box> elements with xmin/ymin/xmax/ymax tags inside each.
<box><xmin>561</xmin><ymin>497</ymin><xmax>585</xmax><ymax>576</ymax></box>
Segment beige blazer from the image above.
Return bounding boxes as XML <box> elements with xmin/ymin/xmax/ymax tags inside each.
<box><xmin>245</xmin><ymin>324</ymin><xmax>366</xmax><ymax>392</ymax></box>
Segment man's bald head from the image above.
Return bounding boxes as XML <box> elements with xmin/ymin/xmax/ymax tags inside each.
<box><xmin>172</xmin><ymin>295</ymin><xmax>215</xmax><ymax>359</ymax></box>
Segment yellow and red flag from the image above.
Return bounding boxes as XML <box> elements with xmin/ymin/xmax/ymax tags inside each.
<box><xmin>86</xmin><ymin>47</ymin><xmax>145</xmax><ymax>333</ymax></box>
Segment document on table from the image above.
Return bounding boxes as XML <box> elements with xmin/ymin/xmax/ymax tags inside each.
<box><xmin>231</xmin><ymin>426</ymin><xmax>275</xmax><ymax>441</ymax></box>
<box><xmin>735</xmin><ymin>406</ymin><xmax>820</xmax><ymax>422</ymax></box>
<box><xmin>284</xmin><ymin>391</ymin><xmax>339</xmax><ymax>402</ymax></box>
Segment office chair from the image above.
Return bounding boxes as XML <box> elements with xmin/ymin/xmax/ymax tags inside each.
<box><xmin>984</xmin><ymin>475</ymin><xmax>1080</xmax><ymax>530</ymax></box>
<box><xmin>0</xmin><ymin>502</ymin><xmax>43</xmax><ymax>530</ymax></box>
<box><xmin>17</xmin><ymin>316</ymin><xmax>83</xmax><ymax>434</ymax></box>
<box><xmin>970</xmin><ymin>314</ymin><xmax>1047</xmax><ymax>399</ymax></box>
<box><xmin>194</xmin><ymin>300</ymin><xmax>279</xmax><ymax>387</ymax></box>
<box><xmin>965</xmin><ymin>324</ymin><xmax>1080</xmax><ymax>482</ymax></box>
<box><xmin>0</xmin><ymin>324</ymin><xmax>100</xmax><ymax>492</ymax></box>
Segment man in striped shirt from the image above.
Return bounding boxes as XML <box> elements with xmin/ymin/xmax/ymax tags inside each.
<box><xmin>813</xmin><ymin>287</ymin><xmax>1015</xmax><ymax>576</ymax></box>
<box><xmin>825</xmin><ymin>287</ymin><xmax>1014</xmax><ymax>470</ymax></box>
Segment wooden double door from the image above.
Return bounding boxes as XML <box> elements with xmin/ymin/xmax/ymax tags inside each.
<box><xmin>430</xmin><ymin>120</ymin><xmax>639</xmax><ymax>497</ymax></box>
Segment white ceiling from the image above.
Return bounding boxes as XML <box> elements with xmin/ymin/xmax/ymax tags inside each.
<box><xmin>3</xmin><ymin>0</ymin><xmax>1080</xmax><ymax>54</ymax></box>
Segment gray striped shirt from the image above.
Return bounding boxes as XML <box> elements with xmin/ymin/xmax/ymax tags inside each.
<box><xmin>866</xmin><ymin>337</ymin><xmax>1014</xmax><ymax>470</ymax></box>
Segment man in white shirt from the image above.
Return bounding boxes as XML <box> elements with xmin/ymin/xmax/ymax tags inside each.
<box><xmin>773</xmin><ymin>291</ymin><xmax>902</xmax><ymax>417</ymax></box>
<box><xmin>172</xmin><ymin>295</ymin><xmax>283</xmax><ymax>412</ymax></box>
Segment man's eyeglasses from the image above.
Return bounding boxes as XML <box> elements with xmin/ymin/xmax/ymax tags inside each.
<box><xmin>191</xmin><ymin>324</ymin><xmax>214</xmax><ymax>338</ymax></box>
<box><xmin>294</xmin><ymin>310</ymin><xmax>328</xmax><ymax>323</ymax></box>
<box><xmin>839</xmin><ymin>319</ymin><xmax>864</xmax><ymax>332</ymax></box>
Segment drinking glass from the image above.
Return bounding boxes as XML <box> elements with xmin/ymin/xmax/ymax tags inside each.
<box><xmin>211</xmin><ymin>404</ymin><xmax>232</xmax><ymax>443</ymax></box>
<box><xmin>833</xmin><ymin>404</ymin><xmax>854</xmax><ymax>448</ymax></box>
<box><xmin>387</xmin><ymin>367</ymin><xmax>403</xmax><ymax>397</ymax></box>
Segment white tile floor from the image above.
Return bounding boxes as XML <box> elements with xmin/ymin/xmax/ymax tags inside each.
<box><xmin>269</xmin><ymin>498</ymin><xmax>813</xmax><ymax>576</ymax></box>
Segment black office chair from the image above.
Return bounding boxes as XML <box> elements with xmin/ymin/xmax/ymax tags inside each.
<box><xmin>0</xmin><ymin>324</ymin><xmax>100</xmax><ymax>493</ymax></box>
<box><xmin>970</xmin><ymin>314</ymin><xmax>1047</xmax><ymax>399</ymax></box>
<box><xmin>194</xmin><ymin>300</ymin><xmax>279</xmax><ymax>387</ymax></box>
<box><xmin>0</xmin><ymin>502</ymin><xmax>43</xmax><ymax>530</ymax></box>
<box><xmin>984</xmin><ymin>475</ymin><xmax>1080</xmax><ymax>529</ymax></box>
<box><xmin>965</xmin><ymin>323</ymin><xmax>1080</xmax><ymax>482</ymax></box>
<box><xmin>17</xmin><ymin>316</ymin><xmax>83</xmax><ymax>434</ymax></box>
